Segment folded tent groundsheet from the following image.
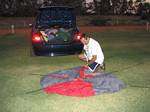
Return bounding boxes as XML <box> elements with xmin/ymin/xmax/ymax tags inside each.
<box><xmin>40</xmin><ymin>67</ymin><xmax>126</xmax><ymax>97</ymax></box>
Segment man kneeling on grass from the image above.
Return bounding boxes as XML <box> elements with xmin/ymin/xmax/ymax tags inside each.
<box><xmin>78</xmin><ymin>33</ymin><xmax>105</xmax><ymax>73</ymax></box>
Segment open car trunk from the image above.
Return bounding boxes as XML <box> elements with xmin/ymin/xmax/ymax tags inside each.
<box><xmin>39</xmin><ymin>27</ymin><xmax>76</xmax><ymax>44</ymax></box>
<box><xmin>36</xmin><ymin>6</ymin><xmax>77</xmax><ymax>44</ymax></box>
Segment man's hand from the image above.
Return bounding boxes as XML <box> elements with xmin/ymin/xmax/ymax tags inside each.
<box><xmin>88</xmin><ymin>55</ymin><xmax>97</xmax><ymax>65</ymax></box>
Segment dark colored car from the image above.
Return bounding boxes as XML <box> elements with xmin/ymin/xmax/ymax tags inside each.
<box><xmin>31</xmin><ymin>6</ymin><xmax>83</xmax><ymax>56</ymax></box>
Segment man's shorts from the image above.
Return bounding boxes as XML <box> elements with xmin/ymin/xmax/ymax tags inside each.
<box><xmin>88</xmin><ymin>62</ymin><xmax>100</xmax><ymax>72</ymax></box>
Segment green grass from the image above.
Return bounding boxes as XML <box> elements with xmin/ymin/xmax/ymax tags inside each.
<box><xmin>0</xmin><ymin>30</ymin><xmax>150</xmax><ymax>112</ymax></box>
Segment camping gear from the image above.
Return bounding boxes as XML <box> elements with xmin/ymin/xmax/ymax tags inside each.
<box><xmin>40</xmin><ymin>67</ymin><xmax>125</xmax><ymax>97</ymax></box>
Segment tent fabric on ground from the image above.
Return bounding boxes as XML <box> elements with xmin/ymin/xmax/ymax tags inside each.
<box><xmin>40</xmin><ymin>67</ymin><xmax>126</xmax><ymax>97</ymax></box>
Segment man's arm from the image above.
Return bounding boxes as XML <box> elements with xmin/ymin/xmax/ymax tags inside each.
<box><xmin>84</xmin><ymin>55</ymin><xmax>97</xmax><ymax>68</ymax></box>
<box><xmin>88</xmin><ymin>55</ymin><xmax>97</xmax><ymax>64</ymax></box>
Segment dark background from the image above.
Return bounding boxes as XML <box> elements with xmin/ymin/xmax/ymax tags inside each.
<box><xmin>0</xmin><ymin>0</ymin><xmax>150</xmax><ymax>19</ymax></box>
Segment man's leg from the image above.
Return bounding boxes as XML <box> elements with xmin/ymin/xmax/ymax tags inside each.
<box><xmin>88</xmin><ymin>62</ymin><xmax>100</xmax><ymax>73</ymax></box>
<box><xmin>100</xmin><ymin>63</ymin><xmax>105</xmax><ymax>71</ymax></box>
<box><xmin>95</xmin><ymin>63</ymin><xmax>106</xmax><ymax>72</ymax></box>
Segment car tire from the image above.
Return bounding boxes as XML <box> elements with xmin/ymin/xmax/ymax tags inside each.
<box><xmin>30</xmin><ymin>47</ymin><xmax>36</xmax><ymax>56</ymax></box>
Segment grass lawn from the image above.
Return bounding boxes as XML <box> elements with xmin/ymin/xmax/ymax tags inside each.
<box><xmin>0</xmin><ymin>30</ymin><xmax>150</xmax><ymax>112</ymax></box>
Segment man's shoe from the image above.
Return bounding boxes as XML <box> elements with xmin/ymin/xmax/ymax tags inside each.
<box><xmin>100</xmin><ymin>63</ymin><xmax>105</xmax><ymax>71</ymax></box>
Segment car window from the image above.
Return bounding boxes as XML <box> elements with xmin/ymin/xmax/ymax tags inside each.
<box><xmin>37</xmin><ymin>8</ymin><xmax>75</xmax><ymax>28</ymax></box>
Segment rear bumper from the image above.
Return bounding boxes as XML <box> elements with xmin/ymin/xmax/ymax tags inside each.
<box><xmin>32</xmin><ymin>42</ymin><xmax>83</xmax><ymax>56</ymax></box>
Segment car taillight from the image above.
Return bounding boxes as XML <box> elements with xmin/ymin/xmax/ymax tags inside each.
<box><xmin>32</xmin><ymin>34</ymin><xmax>42</xmax><ymax>42</ymax></box>
<box><xmin>76</xmin><ymin>35</ymin><xmax>81</xmax><ymax>40</ymax></box>
<box><xmin>74</xmin><ymin>33</ymin><xmax>82</xmax><ymax>40</ymax></box>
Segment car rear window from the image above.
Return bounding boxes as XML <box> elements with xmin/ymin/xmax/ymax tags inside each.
<box><xmin>36</xmin><ymin>7</ymin><xmax>76</xmax><ymax>28</ymax></box>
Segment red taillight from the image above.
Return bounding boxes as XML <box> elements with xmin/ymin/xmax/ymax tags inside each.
<box><xmin>76</xmin><ymin>35</ymin><xmax>81</xmax><ymax>40</ymax></box>
<box><xmin>32</xmin><ymin>34</ymin><xmax>42</xmax><ymax>42</ymax></box>
<box><xmin>74</xmin><ymin>33</ymin><xmax>82</xmax><ymax>40</ymax></box>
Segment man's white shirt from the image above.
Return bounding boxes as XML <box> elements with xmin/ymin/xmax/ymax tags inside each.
<box><xmin>84</xmin><ymin>38</ymin><xmax>104</xmax><ymax>65</ymax></box>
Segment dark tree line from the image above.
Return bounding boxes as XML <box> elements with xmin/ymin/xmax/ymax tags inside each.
<box><xmin>0</xmin><ymin>0</ymin><xmax>149</xmax><ymax>18</ymax></box>
<box><xmin>0</xmin><ymin>0</ymin><xmax>39</xmax><ymax>16</ymax></box>
<box><xmin>0</xmin><ymin>0</ymin><xmax>83</xmax><ymax>16</ymax></box>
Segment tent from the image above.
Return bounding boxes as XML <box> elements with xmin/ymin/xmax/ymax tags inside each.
<box><xmin>40</xmin><ymin>67</ymin><xmax>125</xmax><ymax>97</ymax></box>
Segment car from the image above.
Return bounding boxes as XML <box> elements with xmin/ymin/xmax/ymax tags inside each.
<box><xmin>31</xmin><ymin>6</ymin><xmax>83</xmax><ymax>56</ymax></box>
